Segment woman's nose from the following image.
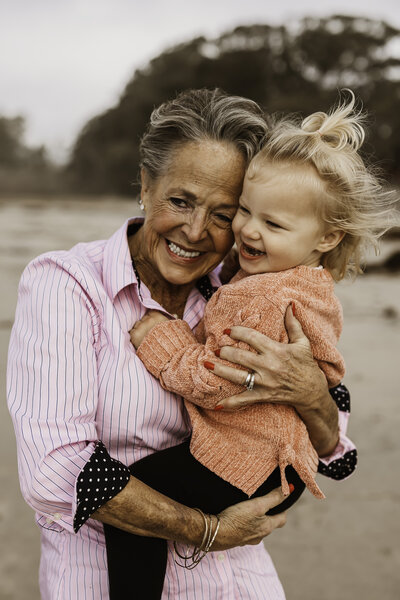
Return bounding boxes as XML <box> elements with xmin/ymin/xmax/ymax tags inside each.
<box><xmin>182</xmin><ymin>211</ymin><xmax>208</xmax><ymax>242</ymax></box>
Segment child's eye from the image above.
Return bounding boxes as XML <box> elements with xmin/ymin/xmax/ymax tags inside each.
<box><xmin>239</xmin><ymin>205</ymin><xmax>250</xmax><ymax>214</ymax></box>
<box><xmin>266</xmin><ymin>220</ymin><xmax>282</xmax><ymax>229</ymax></box>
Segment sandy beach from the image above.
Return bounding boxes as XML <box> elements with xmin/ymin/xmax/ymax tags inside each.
<box><xmin>1</xmin><ymin>197</ymin><xmax>399</xmax><ymax>600</ymax></box>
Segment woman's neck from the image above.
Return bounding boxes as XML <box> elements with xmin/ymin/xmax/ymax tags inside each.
<box><xmin>128</xmin><ymin>231</ymin><xmax>193</xmax><ymax>318</ymax></box>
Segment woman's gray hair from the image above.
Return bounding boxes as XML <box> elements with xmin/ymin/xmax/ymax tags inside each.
<box><xmin>139</xmin><ymin>88</ymin><xmax>268</xmax><ymax>179</ymax></box>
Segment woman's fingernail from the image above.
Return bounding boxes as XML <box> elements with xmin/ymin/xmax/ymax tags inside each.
<box><xmin>214</xmin><ymin>405</ymin><xmax>223</xmax><ymax>411</ymax></box>
<box><xmin>214</xmin><ymin>349</ymin><xmax>221</xmax><ymax>357</ymax></box>
<box><xmin>289</xmin><ymin>483</ymin><xmax>295</xmax><ymax>493</ymax></box>
<box><xmin>223</xmin><ymin>328</ymin><xmax>231</xmax><ymax>335</ymax></box>
<box><xmin>204</xmin><ymin>361</ymin><xmax>215</xmax><ymax>370</ymax></box>
<box><xmin>291</xmin><ymin>302</ymin><xmax>295</xmax><ymax>316</ymax></box>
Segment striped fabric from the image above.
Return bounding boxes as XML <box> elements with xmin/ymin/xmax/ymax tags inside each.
<box><xmin>7</xmin><ymin>218</ymin><xmax>354</xmax><ymax>599</ymax></box>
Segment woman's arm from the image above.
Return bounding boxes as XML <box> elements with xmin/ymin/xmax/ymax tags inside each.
<box><xmin>8</xmin><ymin>256</ymin><xmax>287</xmax><ymax>548</ymax></box>
<box><xmin>92</xmin><ymin>475</ymin><xmax>287</xmax><ymax>550</ymax></box>
<box><xmin>7</xmin><ymin>256</ymin><xmax>102</xmax><ymax>533</ymax></box>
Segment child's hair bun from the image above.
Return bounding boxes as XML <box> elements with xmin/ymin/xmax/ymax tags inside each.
<box><xmin>300</xmin><ymin>90</ymin><xmax>365</xmax><ymax>152</ymax></box>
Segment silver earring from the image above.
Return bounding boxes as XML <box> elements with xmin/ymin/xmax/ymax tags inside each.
<box><xmin>139</xmin><ymin>200</ymin><xmax>145</xmax><ymax>211</ymax></box>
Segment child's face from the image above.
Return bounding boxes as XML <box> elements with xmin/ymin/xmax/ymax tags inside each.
<box><xmin>232</xmin><ymin>161</ymin><xmax>328</xmax><ymax>275</ymax></box>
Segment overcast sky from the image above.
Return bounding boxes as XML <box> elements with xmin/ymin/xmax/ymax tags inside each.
<box><xmin>1</xmin><ymin>0</ymin><xmax>399</xmax><ymax>161</ymax></box>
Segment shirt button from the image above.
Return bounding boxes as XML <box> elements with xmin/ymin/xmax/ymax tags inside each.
<box><xmin>217</xmin><ymin>553</ymin><xmax>225</xmax><ymax>561</ymax></box>
<box><xmin>53</xmin><ymin>513</ymin><xmax>62</xmax><ymax>520</ymax></box>
<box><xmin>45</xmin><ymin>517</ymin><xmax>53</xmax><ymax>524</ymax></box>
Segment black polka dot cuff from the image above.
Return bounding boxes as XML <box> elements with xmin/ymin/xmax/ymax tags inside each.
<box><xmin>318</xmin><ymin>449</ymin><xmax>358</xmax><ymax>480</ymax></box>
<box><xmin>73</xmin><ymin>441</ymin><xmax>130</xmax><ymax>533</ymax></box>
<box><xmin>196</xmin><ymin>275</ymin><xmax>217</xmax><ymax>301</ymax></box>
<box><xmin>329</xmin><ymin>383</ymin><xmax>350</xmax><ymax>412</ymax></box>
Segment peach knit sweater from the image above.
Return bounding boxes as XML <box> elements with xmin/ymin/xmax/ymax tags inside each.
<box><xmin>137</xmin><ymin>265</ymin><xmax>345</xmax><ymax>498</ymax></box>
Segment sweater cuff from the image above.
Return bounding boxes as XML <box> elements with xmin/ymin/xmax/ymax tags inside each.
<box><xmin>136</xmin><ymin>319</ymin><xmax>196</xmax><ymax>377</ymax></box>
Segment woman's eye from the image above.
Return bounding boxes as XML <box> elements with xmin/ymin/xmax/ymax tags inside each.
<box><xmin>170</xmin><ymin>197</ymin><xmax>189</xmax><ymax>208</ymax></box>
<box><xmin>215</xmin><ymin>214</ymin><xmax>233</xmax><ymax>223</ymax></box>
<box><xmin>169</xmin><ymin>196</ymin><xmax>189</xmax><ymax>208</ymax></box>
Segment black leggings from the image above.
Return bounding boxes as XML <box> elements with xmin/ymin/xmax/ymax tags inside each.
<box><xmin>103</xmin><ymin>440</ymin><xmax>305</xmax><ymax>599</ymax></box>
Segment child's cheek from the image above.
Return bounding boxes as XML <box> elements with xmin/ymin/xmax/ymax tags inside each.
<box><xmin>231</xmin><ymin>214</ymin><xmax>241</xmax><ymax>238</ymax></box>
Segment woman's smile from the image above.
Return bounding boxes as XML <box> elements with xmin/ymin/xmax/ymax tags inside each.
<box><xmin>165</xmin><ymin>239</ymin><xmax>204</xmax><ymax>260</ymax></box>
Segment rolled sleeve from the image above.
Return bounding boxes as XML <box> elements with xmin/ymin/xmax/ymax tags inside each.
<box><xmin>74</xmin><ymin>441</ymin><xmax>130</xmax><ymax>532</ymax></box>
<box><xmin>318</xmin><ymin>383</ymin><xmax>357</xmax><ymax>480</ymax></box>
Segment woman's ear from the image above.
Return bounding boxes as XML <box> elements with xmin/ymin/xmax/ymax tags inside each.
<box><xmin>140</xmin><ymin>167</ymin><xmax>150</xmax><ymax>191</ymax></box>
<box><xmin>316</xmin><ymin>229</ymin><xmax>345</xmax><ymax>254</ymax></box>
<box><xmin>140</xmin><ymin>168</ymin><xmax>152</xmax><ymax>208</ymax></box>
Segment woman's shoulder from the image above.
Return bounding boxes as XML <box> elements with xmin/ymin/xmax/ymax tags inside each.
<box><xmin>21</xmin><ymin>238</ymin><xmax>107</xmax><ymax>296</ymax></box>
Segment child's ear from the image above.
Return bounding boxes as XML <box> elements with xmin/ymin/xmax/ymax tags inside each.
<box><xmin>316</xmin><ymin>229</ymin><xmax>345</xmax><ymax>254</ymax></box>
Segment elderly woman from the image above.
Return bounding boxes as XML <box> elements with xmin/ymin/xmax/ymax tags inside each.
<box><xmin>7</xmin><ymin>89</ymin><xmax>356</xmax><ymax>600</ymax></box>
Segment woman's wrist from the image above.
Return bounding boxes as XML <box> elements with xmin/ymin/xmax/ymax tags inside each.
<box><xmin>92</xmin><ymin>476</ymin><xmax>205</xmax><ymax>545</ymax></box>
<box><xmin>296</xmin><ymin>380</ymin><xmax>340</xmax><ymax>457</ymax></box>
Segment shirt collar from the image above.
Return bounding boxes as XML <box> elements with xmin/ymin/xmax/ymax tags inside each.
<box><xmin>102</xmin><ymin>217</ymin><xmax>141</xmax><ymax>300</ymax></box>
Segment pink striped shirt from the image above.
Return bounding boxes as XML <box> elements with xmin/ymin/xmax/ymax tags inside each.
<box><xmin>7</xmin><ymin>218</ymin><xmax>355</xmax><ymax>599</ymax></box>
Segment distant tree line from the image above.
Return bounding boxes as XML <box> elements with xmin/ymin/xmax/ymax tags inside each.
<box><xmin>0</xmin><ymin>116</ymin><xmax>60</xmax><ymax>195</ymax></box>
<box><xmin>67</xmin><ymin>15</ymin><xmax>400</xmax><ymax>195</ymax></box>
<box><xmin>2</xmin><ymin>15</ymin><xmax>400</xmax><ymax>196</ymax></box>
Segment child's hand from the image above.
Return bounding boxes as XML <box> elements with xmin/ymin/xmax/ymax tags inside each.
<box><xmin>130</xmin><ymin>310</ymin><xmax>169</xmax><ymax>348</ymax></box>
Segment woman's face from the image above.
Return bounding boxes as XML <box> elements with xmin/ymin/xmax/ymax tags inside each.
<box><xmin>139</xmin><ymin>140</ymin><xmax>246</xmax><ymax>286</ymax></box>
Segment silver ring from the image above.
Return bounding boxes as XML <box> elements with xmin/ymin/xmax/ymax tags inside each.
<box><xmin>244</xmin><ymin>372</ymin><xmax>255</xmax><ymax>391</ymax></box>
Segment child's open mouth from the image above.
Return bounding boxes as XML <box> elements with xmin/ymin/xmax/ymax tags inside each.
<box><xmin>241</xmin><ymin>243</ymin><xmax>265</xmax><ymax>258</ymax></box>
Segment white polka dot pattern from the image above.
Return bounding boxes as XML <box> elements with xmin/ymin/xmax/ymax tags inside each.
<box><xmin>317</xmin><ymin>383</ymin><xmax>357</xmax><ymax>479</ymax></box>
<box><xmin>329</xmin><ymin>383</ymin><xmax>351</xmax><ymax>412</ymax></box>
<box><xmin>74</xmin><ymin>441</ymin><xmax>130</xmax><ymax>532</ymax></box>
<box><xmin>318</xmin><ymin>449</ymin><xmax>357</xmax><ymax>479</ymax></box>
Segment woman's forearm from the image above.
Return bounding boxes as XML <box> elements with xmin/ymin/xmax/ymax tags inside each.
<box><xmin>92</xmin><ymin>476</ymin><xmax>204</xmax><ymax>544</ymax></box>
<box><xmin>92</xmin><ymin>475</ymin><xmax>288</xmax><ymax>551</ymax></box>
<box><xmin>295</xmin><ymin>382</ymin><xmax>339</xmax><ymax>457</ymax></box>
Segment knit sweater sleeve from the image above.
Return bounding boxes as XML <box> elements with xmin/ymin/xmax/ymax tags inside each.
<box><xmin>136</xmin><ymin>320</ymin><xmax>243</xmax><ymax>409</ymax></box>
<box><xmin>136</xmin><ymin>291</ymin><xmax>286</xmax><ymax>409</ymax></box>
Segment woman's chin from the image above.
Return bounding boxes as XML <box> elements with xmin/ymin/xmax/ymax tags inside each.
<box><xmin>161</xmin><ymin>260</ymin><xmax>216</xmax><ymax>287</ymax></box>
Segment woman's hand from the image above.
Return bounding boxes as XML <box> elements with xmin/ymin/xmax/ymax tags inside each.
<box><xmin>212</xmin><ymin>488</ymin><xmax>287</xmax><ymax>550</ymax></box>
<box><xmin>130</xmin><ymin>310</ymin><xmax>169</xmax><ymax>348</ymax></box>
<box><xmin>208</xmin><ymin>305</ymin><xmax>339</xmax><ymax>456</ymax></box>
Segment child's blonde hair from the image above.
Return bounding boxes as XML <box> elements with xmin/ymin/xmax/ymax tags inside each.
<box><xmin>248</xmin><ymin>90</ymin><xmax>399</xmax><ymax>280</ymax></box>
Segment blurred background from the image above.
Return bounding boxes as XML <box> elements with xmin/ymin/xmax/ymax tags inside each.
<box><xmin>1</xmin><ymin>1</ymin><xmax>400</xmax><ymax>598</ymax></box>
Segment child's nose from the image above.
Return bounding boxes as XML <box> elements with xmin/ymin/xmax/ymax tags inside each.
<box><xmin>242</xmin><ymin>220</ymin><xmax>260</xmax><ymax>239</ymax></box>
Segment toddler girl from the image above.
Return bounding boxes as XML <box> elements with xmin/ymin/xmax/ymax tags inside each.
<box><xmin>104</xmin><ymin>91</ymin><xmax>398</xmax><ymax>598</ymax></box>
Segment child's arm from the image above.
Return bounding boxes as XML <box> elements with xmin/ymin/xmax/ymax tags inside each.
<box><xmin>136</xmin><ymin>318</ymin><xmax>243</xmax><ymax>408</ymax></box>
<box><xmin>130</xmin><ymin>310</ymin><xmax>170</xmax><ymax>349</ymax></box>
<box><xmin>135</xmin><ymin>294</ymin><xmax>286</xmax><ymax>409</ymax></box>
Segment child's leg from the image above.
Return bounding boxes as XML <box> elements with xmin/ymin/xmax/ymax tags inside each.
<box><xmin>104</xmin><ymin>524</ymin><xmax>167</xmax><ymax>600</ymax></box>
<box><xmin>132</xmin><ymin>441</ymin><xmax>305</xmax><ymax>515</ymax></box>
